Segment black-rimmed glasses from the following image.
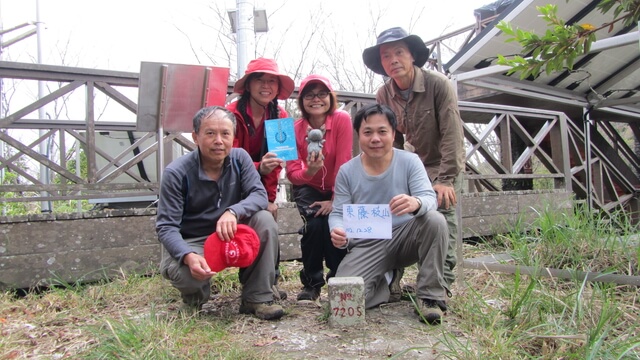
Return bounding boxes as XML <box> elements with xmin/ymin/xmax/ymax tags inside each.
<box><xmin>303</xmin><ymin>91</ymin><xmax>329</xmax><ymax>100</ymax></box>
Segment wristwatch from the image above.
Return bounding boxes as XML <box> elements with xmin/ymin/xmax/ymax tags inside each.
<box><xmin>412</xmin><ymin>197</ymin><xmax>422</xmax><ymax>215</ymax></box>
<box><xmin>227</xmin><ymin>208</ymin><xmax>238</xmax><ymax>219</ymax></box>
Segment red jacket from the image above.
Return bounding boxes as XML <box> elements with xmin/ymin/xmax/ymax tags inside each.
<box><xmin>286</xmin><ymin>110</ymin><xmax>353</xmax><ymax>193</ymax></box>
<box><xmin>227</xmin><ymin>101</ymin><xmax>288</xmax><ymax>202</ymax></box>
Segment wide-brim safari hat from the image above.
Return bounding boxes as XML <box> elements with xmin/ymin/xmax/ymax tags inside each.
<box><xmin>233</xmin><ymin>58</ymin><xmax>295</xmax><ymax>100</ymax></box>
<box><xmin>362</xmin><ymin>27</ymin><xmax>430</xmax><ymax>76</ymax></box>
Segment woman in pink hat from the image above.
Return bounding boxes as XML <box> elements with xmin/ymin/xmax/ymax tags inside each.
<box><xmin>226</xmin><ymin>58</ymin><xmax>295</xmax><ymax>217</ymax></box>
<box><xmin>286</xmin><ymin>74</ymin><xmax>353</xmax><ymax>301</ymax></box>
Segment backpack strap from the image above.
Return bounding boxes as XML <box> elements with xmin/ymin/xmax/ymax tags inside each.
<box><xmin>232</xmin><ymin>157</ymin><xmax>248</xmax><ymax>200</ymax></box>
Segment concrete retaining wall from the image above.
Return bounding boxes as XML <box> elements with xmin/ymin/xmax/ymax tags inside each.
<box><xmin>461</xmin><ymin>190</ymin><xmax>573</xmax><ymax>238</ymax></box>
<box><xmin>0</xmin><ymin>209</ymin><xmax>159</xmax><ymax>290</ymax></box>
<box><xmin>0</xmin><ymin>190</ymin><xmax>570</xmax><ymax>290</ymax></box>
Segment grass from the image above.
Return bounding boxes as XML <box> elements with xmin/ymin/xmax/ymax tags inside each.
<box><xmin>440</xmin><ymin>206</ymin><xmax>640</xmax><ymax>359</ymax></box>
<box><xmin>442</xmin><ymin>270</ymin><xmax>639</xmax><ymax>359</ymax></box>
<box><xmin>491</xmin><ymin>205</ymin><xmax>640</xmax><ymax>276</ymax></box>
<box><xmin>0</xmin><ymin>272</ymin><xmax>264</xmax><ymax>359</ymax></box>
<box><xmin>1</xmin><ymin>208</ymin><xmax>639</xmax><ymax>359</ymax></box>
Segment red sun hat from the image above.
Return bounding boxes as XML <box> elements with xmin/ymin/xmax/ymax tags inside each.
<box><xmin>232</xmin><ymin>58</ymin><xmax>295</xmax><ymax>100</ymax></box>
<box><xmin>204</xmin><ymin>224</ymin><xmax>261</xmax><ymax>272</ymax></box>
<box><xmin>299</xmin><ymin>74</ymin><xmax>334</xmax><ymax>94</ymax></box>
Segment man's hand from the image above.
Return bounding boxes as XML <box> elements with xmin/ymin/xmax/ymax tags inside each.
<box><xmin>432</xmin><ymin>183</ymin><xmax>457</xmax><ymax>210</ymax></box>
<box><xmin>259</xmin><ymin>152</ymin><xmax>284</xmax><ymax>175</ymax></box>
<box><xmin>330</xmin><ymin>227</ymin><xmax>348</xmax><ymax>249</ymax></box>
<box><xmin>183</xmin><ymin>252</ymin><xmax>215</xmax><ymax>281</ymax></box>
<box><xmin>389</xmin><ymin>194</ymin><xmax>421</xmax><ymax>216</ymax></box>
<box><xmin>216</xmin><ymin>210</ymin><xmax>238</xmax><ymax>241</ymax></box>
<box><xmin>309</xmin><ymin>200</ymin><xmax>332</xmax><ymax>217</ymax></box>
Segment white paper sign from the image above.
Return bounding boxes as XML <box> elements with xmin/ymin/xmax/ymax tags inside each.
<box><xmin>343</xmin><ymin>204</ymin><xmax>392</xmax><ymax>239</ymax></box>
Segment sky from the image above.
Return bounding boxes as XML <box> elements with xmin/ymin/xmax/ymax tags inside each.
<box><xmin>0</xmin><ymin>0</ymin><xmax>493</xmax><ymax>87</ymax></box>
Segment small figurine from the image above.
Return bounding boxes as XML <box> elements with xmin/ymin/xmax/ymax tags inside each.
<box><xmin>306</xmin><ymin>128</ymin><xmax>325</xmax><ymax>162</ymax></box>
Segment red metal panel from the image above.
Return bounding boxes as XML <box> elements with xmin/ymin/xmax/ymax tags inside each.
<box><xmin>204</xmin><ymin>66</ymin><xmax>231</xmax><ymax>108</ymax></box>
<box><xmin>162</xmin><ymin>64</ymin><xmax>230</xmax><ymax>132</ymax></box>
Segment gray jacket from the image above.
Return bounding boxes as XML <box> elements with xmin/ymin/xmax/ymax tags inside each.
<box><xmin>156</xmin><ymin>147</ymin><xmax>268</xmax><ymax>263</ymax></box>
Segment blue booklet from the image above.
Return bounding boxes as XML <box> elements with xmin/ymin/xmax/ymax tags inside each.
<box><xmin>264</xmin><ymin>117</ymin><xmax>298</xmax><ymax>161</ymax></box>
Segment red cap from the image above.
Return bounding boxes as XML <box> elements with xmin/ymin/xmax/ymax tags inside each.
<box><xmin>203</xmin><ymin>224</ymin><xmax>261</xmax><ymax>272</ymax></box>
<box><xmin>299</xmin><ymin>74</ymin><xmax>334</xmax><ymax>94</ymax></box>
<box><xmin>232</xmin><ymin>58</ymin><xmax>295</xmax><ymax>100</ymax></box>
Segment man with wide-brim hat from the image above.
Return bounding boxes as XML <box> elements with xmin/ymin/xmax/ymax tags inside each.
<box><xmin>362</xmin><ymin>27</ymin><xmax>465</xmax><ymax>311</ymax></box>
<box><xmin>362</xmin><ymin>27</ymin><xmax>430</xmax><ymax>77</ymax></box>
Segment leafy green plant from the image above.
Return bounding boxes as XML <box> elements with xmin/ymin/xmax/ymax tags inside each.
<box><xmin>52</xmin><ymin>146</ymin><xmax>93</xmax><ymax>213</ymax></box>
<box><xmin>496</xmin><ymin>1</ymin><xmax>640</xmax><ymax>79</ymax></box>
<box><xmin>0</xmin><ymin>171</ymin><xmax>36</xmax><ymax>215</ymax></box>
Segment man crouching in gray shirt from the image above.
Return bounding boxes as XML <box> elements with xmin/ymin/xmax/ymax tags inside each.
<box><xmin>329</xmin><ymin>104</ymin><xmax>448</xmax><ymax>325</ymax></box>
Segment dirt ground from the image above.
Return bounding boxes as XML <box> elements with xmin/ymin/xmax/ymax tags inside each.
<box><xmin>173</xmin><ymin>263</ymin><xmax>468</xmax><ymax>360</ymax></box>
<box><xmin>229</xmin><ymin>299</ymin><xmax>461</xmax><ymax>359</ymax></box>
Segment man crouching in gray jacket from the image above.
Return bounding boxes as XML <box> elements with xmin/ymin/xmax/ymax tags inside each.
<box><xmin>156</xmin><ymin>106</ymin><xmax>284</xmax><ymax>320</ymax></box>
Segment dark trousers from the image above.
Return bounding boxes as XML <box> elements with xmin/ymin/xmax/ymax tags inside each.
<box><xmin>293</xmin><ymin>185</ymin><xmax>347</xmax><ymax>289</ymax></box>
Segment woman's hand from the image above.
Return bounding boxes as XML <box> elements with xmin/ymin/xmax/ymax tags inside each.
<box><xmin>309</xmin><ymin>200</ymin><xmax>332</xmax><ymax>217</ymax></box>
<box><xmin>304</xmin><ymin>151</ymin><xmax>324</xmax><ymax>177</ymax></box>
<box><xmin>259</xmin><ymin>152</ymin><xmax>284</xmax><ymax>175</ymax></box>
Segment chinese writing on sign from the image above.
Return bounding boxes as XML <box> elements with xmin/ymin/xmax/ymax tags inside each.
<box><xmin>343</xmin><ymin>204</ymin><xmax>392</xmax><ymax>239</ymax></box>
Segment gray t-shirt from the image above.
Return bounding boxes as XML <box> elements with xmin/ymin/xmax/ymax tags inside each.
<box><xmin>329</xmin><ymin>148</ymin><xmax>437</xmax><ymax>233</ymax></box>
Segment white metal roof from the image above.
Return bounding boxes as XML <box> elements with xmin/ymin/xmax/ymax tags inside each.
<box><xmin>446</xmin><ymin>0</ymin><xmax>640</xmax><ymax>122</ymax></box>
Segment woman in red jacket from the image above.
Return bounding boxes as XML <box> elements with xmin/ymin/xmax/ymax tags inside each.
<box><xmin>227</xmin><ymin>58</ymin><xmax>294</xmax><ymax>217</ymax></box>
<box><xmin>227</xmin><ymin>58</ymin><xmax>294</xmax><ymax>300</ymax></box>
<box><xmin>286</xmin><ymin>74</ymin><xmax>353</xmax><ymax>301</ymax></box>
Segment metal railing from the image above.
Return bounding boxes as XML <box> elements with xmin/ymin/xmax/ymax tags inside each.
<box><xmin>1</xmin><ymin>61</ymin><xmax>638</xmax><ymax>216</ymax></box>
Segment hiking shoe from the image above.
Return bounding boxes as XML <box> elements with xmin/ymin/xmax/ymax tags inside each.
<box><xmin>388</xmin><ymin>268</ymin><xmax>404</xmax><ymax>303</ymax></box>
<box><xmin>239</xmin><ymin>301</ymin><xmax>284</xmax><ymax>320</ymax></box>
<box><xmin>272</xmin><ymin>285</ymin><xmax>287</xmax><ymax>301</ymax></box>
<box><xmin>296</xmin><ymin>287</ymin><xmax>320</xmax><ymax>301</ymax></box>
<box><xmin>414</xmin><ymin>298</ymin><xmax>444</xmax><ymax>325</ymax></box>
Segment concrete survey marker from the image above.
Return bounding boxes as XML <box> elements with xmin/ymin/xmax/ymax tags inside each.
<box><xmin>327</xmin><ymin>276</ymin><xmax>365</xmax><ymax>327</ymax></box>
